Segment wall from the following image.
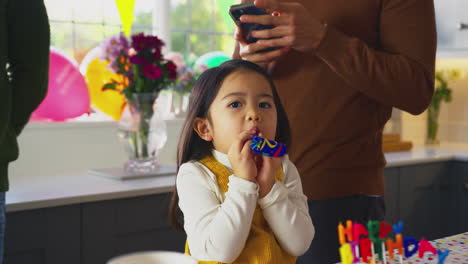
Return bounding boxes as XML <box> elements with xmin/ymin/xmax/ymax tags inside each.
<box><xmin>9</xmin><ymin>119</ymin><xmax>184</xmax><ymax>179</ymax></box>
<box><xmin>396</xmin><ymin>58</ymin><xmax>468</xmax><ymax>145</ymax></box>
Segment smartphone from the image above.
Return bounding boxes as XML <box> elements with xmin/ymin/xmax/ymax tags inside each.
<box><xmin>229</xmin><ymin>2</ymin><xmax>280</xmax><ymax>52</ymax></box>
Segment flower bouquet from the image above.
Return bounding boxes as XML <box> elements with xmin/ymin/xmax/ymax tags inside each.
<box><xmin>100</xmin><ymin>32</ymin><xmax>178</xmax><ymax>172</ymax></box>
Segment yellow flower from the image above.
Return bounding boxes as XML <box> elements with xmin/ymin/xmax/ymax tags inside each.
<box><xmin>450</xmin><ymin>68</ymin><xmax>465</xmax><ymax>80</ymax></box>
<box><xmin>435</xmin><ymin>66</ymin><xmax>465</xmax><ymax>82</ymax></box>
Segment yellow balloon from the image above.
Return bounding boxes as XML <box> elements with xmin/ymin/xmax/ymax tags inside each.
<box><xmin>84</xmin><ymin>58</ymin><xmax>126</xmax><ymax>120</ymax></box>
<box><xmin>116</xmin><ymin>0</ymin><xmax>136</xmax><ymax>37</ymax></box>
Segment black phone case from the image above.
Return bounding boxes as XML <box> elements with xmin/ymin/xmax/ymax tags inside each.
<box><xmin>229</xmin><ymin>3</ymin><xmax>279</xmax><ymax>53</ymax></box>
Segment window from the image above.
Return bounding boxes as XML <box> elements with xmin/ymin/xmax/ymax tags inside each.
<box><xmin>39</xmin><ymin>0</ymin><xmax>235</xmax><ymax>122</ymax></box>
<box><xmin>45</xmin><ymin>0</ymin><xmax>236</xmax><ymax>63</ymax></box>
<box><xmin>45</xmin><ymin>0</ymin><xmax>155</xmax><ymax>64</ymax></box>
<box><xmin>168</xmin><ymin>0</ymin><xmax>236</xmax><ymax>57</ymax></box>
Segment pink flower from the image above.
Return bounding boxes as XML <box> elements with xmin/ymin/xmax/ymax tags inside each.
<box><xmin>165</xmin><ymin>52</ymin><xmax>186</xmax><ymax>69</ymax></box>
<box><xmin>142</xmin><ymin>64</ymin><xmax>162</xmax><ymax>80</ymax></box>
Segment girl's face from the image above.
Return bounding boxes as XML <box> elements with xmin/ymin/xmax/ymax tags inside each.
<box><xmin>198</xmin><ymin>70</ymin><xmax>278</xmax><ymax>154</ymax></box>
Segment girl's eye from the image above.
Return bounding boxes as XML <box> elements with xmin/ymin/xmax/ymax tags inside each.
<box><xmin>229</xmin><ymin>102</ymin><xmax>242</xmax><ymax>108</ymax></box>
<box><xmin>259</xmin><ymin>102</ymin><xmax>271</xmax><ymax>108</ymax></box>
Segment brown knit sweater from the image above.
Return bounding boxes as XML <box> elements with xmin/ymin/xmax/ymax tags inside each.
<box><xmin>235</xmin><ymin>0</ymin><xmax>436</xmax><ymax>200</ymax></box>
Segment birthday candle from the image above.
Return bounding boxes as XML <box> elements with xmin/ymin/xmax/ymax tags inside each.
<box><xmin>367</xmin><ymin>221</ymin><xmax>380</xmax><ymax>242</ymax></box>
<box><xmin>353</xmin><ymin>222</ymin><xmax>368</xmax><ymax>242</ymax></box>
<box><xmin>360</xmin><ymin>238</ymin><xmax>372</xmax><ymax>263</ymax></box>
<box><xmin>418</xmin><ymin>239</ymin><xmax>437</xmax><ymax>258</ymax></box>
<box><xmin>392</xmin><ymin>221</ymin><xmax>404</xmax><ymax>264</ymax></box>
<box><xmin>338</xmin><ymin>221</ymin><xmax>353</xmax><ymax>245</ymax></box>
<box><xmin>386</xmin><ymin>234</ymin><xmax>403</xmax><ymax>260</ymax></box>
<box><xmin>403</xmin><ymin>237</ymin><xmax>419</xmax><ymax>258</ymax></box>
<box><xmin>392</xmin><ymin>221</ymin><xmax>404</xmax><ymax>235</ymax></box>
<box><xmin>382</xmin><ymin>242</ymin><xmax>387</xmax><ymax>264</ymax></box>
<box><xmin>379</xmin><ymin>222</ymin><xmax>392</xmax><ymax>239</ymax></box>
<box><xmin>437</xmin><ymin>249</ymin><xmax>450</xmax><ymax>264</ymax></box>
<box><xmin>349</xmin><ymin>241</ymin><xmax>360</xmax><ymax>263</ymax></box>
<box><xmin>367</xmin><ymin>221</ymin><xmax>383</xmax><ymax>260</ymax></box>
<box><xmin>339</xmin><ymin>243</ymin><xmax>354</xmax><ymax>264</ymax></box>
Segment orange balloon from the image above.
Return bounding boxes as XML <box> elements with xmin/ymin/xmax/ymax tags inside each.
<box><xmin>83</xmin><ymin>58</ymin><xmax>126</xmax><ymax>120</ymax></box>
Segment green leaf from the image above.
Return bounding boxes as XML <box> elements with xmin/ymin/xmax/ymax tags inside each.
<box><xmin>102</xmin><ymin>83</ymin><xmax>118</xmax><ymax>91</ymax></box>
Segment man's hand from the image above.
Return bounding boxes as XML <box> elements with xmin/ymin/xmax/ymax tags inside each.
<box><xmin>240</xmin><ymin>0</ymin><xmax>326</xmax><ymax>53</ymax></box>
<box><xmin>235</xmin><ymin>26</ymin><xmax>289</xmax><ymax>70</ymax></box>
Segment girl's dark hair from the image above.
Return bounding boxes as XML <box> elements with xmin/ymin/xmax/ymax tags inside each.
<box><xmin>169</xmin><ymin>59</ymin><xmax>290</xmax><ymax>230</ymax></box>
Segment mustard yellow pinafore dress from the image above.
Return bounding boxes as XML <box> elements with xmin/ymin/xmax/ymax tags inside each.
<box><xmin>185</xmin><ymin>155</ymin><xmax>297</xmax><ymax>264</ymax></box>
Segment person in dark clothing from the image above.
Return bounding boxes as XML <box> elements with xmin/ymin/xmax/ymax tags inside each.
<box><xmin>0</xmin><ymin>0</ymin><xmax>50</xmax><ymax>261</ymax></box>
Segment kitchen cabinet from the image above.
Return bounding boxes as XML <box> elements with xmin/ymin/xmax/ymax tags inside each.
<box><xmin>383</xmin><ymin>167</ymin><xmax>399</xmax><ymax>224</ymax></box>
<box><xmin>4</xmin><ymin>194</ymin><xmax>185</xmax><ymax>264</ymax></box>
<box><xmin>451</xmin><ymin>161</ymin><xmax>468</xmax><ymax>232</ymax></box>
<box><xmin>81</xmin><ymin>193</ymin><xmax>185</xmax><ymax>264</ymax></box>
<box><xmin>399</xmin><ymin>162</ymin><xmax>451</xmax><ymax>240</ymax></box>
<box><xmin>4</xmin><ymin>205</ymin><xmax>81</xmax><ymax>264</ymax></box>
<box><xmin>384</xmin><ymin>161</ymin><xmax>466</xmax><ymax>240</ymax></box>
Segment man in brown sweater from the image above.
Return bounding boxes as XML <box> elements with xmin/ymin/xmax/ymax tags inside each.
<box><xmin>233</xmin><ymin>0</ymin><xmax>436</xmax><ymax>263</ymax></box>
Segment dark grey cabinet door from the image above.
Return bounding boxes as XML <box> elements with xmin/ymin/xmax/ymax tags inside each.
<box><xmin>452</xmin><ymin>161</ymin><xmax>468</xmax><ymax>232</ymax></box>
<box><xmin>4</xmin><ymin>205</ymin><xmax>81</xmax><ymax>264</ymax></box>
<box><xmin>399</xmin><ymin>162</ymin><xmax>451</xmax><ymax>240</ymax></box>
<box><xmin>459</xmin><ymin>171</ymin><xmax>468</xmax><ymax>232</ymax></box>
<box><xmin>384</xmin><ymin>167</ymin><xmax>399</xmax><ymax>224</ymax></box>
<box><xmin>82</xmin><ymin>193</ymin><xmax>186</xmax><ymax>264</ymax></box>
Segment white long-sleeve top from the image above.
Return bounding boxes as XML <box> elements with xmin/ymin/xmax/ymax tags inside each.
<box><xmin>177</xmin><ymin>150</ymin><xmax>315</xmax><ymax>263</ymax></box>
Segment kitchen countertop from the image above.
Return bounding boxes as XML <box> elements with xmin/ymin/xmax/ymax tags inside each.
<box><xmin>7</xmin><ymin>143</ymin><xmax>468</xmax><ymax>213</ymax></box>
<box><xmin>6</xmin><ymin>171</ymin><xmax>177</xmax><ymax>212</ymax></box>
<box><xmin>384</xmin><ymin>143</ymin><xmax>468</xmax><ymax>167</ymax></box>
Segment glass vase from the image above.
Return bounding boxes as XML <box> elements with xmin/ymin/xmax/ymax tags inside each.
<box><xmin>118</xmin><ymin>92</ymin><xmax>167</xmax><ymax>173</ymax></box>
<box><xmin>426</xmin><ymin>103</ymin><xmax>440</xmax><ymax>145</ymax></box>
<box><xmin>174</xmin><ymin>91</ymin><xmax>190</xmax><ymax>118</ymax></box>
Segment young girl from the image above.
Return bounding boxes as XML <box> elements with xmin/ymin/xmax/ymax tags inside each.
<box><xmin>169</xmin><ymin>60</ymin><xmax>314</xmax><ymax>264</ymax></box>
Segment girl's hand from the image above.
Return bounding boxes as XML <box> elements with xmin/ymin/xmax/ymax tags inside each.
<box><xmin>255</xmin><ymin>133</ymin><xmax>281</xmax><ymax>198</ymax></box>
<box><xmin>240</xmin><ymin>0</ymin><xmax>326</xmax><ymax>53</ymax></box>
<box><xmin>228</xmin><ymin>129</ymin><xmax>258</xmax><ymax>182</ymax></box>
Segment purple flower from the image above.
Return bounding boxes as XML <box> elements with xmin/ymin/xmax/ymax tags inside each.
<box><xmin>101</xmin><ymin>33</ymin><xmax>129</xmax><ymax>60</ymax></box>
<box><xmin>142</xmin><ymin>64</ymin><xmax>162</xmax><ymax>80</ymax></box>
<box><xmin>100</xmin><ymin>33</ymin><xmax>130</xmax><ymax>73</ymax></box>
<box><xmin>109</xmin><ymin>61</ymin><xmax>120</xmax><ymax>72</ymax></box>
<box><xmin>129</xmin><ymin>55</ymin><xmax>145</xmax><ymax>65</ymax></box>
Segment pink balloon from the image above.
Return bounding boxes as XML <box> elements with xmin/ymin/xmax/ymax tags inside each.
<box><xmin>32</xmin><ymin>47</ymin><xmax>90</xmax><ymax>121</ymax></box>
